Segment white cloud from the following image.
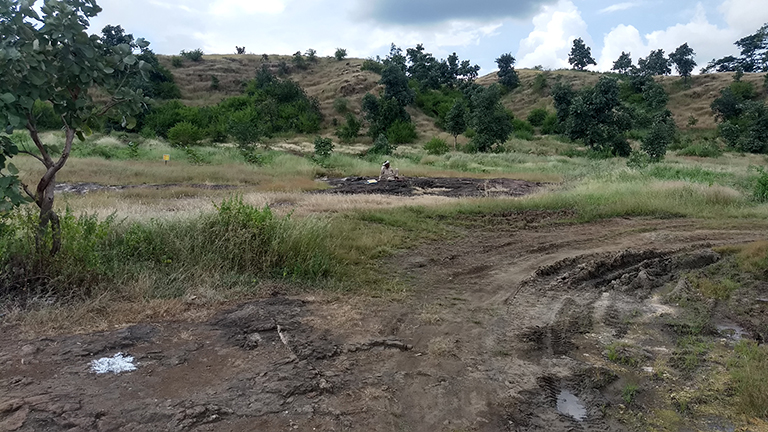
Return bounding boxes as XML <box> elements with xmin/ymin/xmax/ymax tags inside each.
<box><xmin>598</xmin><ymin>2</ymin><xmax>640</xmax><ymax>14</ymax></box>
<box><xmin>718</xmin><ymin>0</ymin><xmax>768</xmax><ymax>33</ymax></box>
<box><xmin>210</xmin><ymin>0</ymin><xmax>286</xmax><ymax>16</ymax></box>
<box><xmin>596</xmin><ymin>2</ymin><xmax>751</xmax><ymax>72</ymax></box>
<box><xmin>516</xmin><ymin>0</ymin><xmax>591</xmax><ymax>69</ymax></box>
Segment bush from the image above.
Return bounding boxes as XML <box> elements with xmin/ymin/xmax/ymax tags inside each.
<box><xmin>540</xmin><ymin>113</ymin><xmax>558</xmax><ymax>135</ymax></box>
<box><xmin>292</xmin><ymin>51</ymin><xmax>308</xmax><ymax>70</ymax></box>
<box><xmin>313</xmin><ymin>136</ymin><xmax>334</xmax><ymax>158</ymax></box>
<box><xmin>171</xmin><ymin>56</ymin><xmax>183</xmax><ymax>67</ymax></box>
<box><xmin>333</xmin><ymin>98</ymin><xmax>348</xmax><ymax>114</ymax></box>
<box><xmin>368</xmin><ymin>133</ymin><xmax>395</xmax><ymax>155</ymax></box>
<box><xmin>512</xmin><ymin>118</ymin><xmax>535</xmax><ymax>140</ymax></box>
<box><xmin>641</xmin><ymin>112</ymin><xmax>677</xmax><ymax>161</ymax></box>
<box><xmin>424</xmin><ymin>137</ymin><xmax>450</xmax><ymax>155</ymax></box>
<box><xmin>139</xmin><ymin>126</ymin><xmax>156</xmax><ymax>139</ymax></box>
<box><xmin>626</xmin><ymin>151</ymin><xmax>651</xmax><ymax>169</ymax></box>
<box><xmin>361</xmin><ymin>58</ymin><xmax>384</xmax><ymax>74</ymax></box>
<box><xmin>334</xmin><ymin>48</ymin><xmax>347</xmax><ymax>61</ymax></box>
<box><xmin>386</xmin><ymin>120</ymin><xmax>417</xmax><ymax>144</ymax></box>
<box><xmin>335</xmin><ymin>113</ymin><xmax>361</xmax><ymax>143</ymax></box>
<box><xmin>676</xmin><ymin>142</ymin><xmax>723</xmax><ymax>158</ymax></box>
<box><xmin>753</xmin><ymin>167</ymin><xmax>768</xmax><ymax>202</ymax></box>
<box><xmin>31</xmin><ymin>100</ymin><xmax>63</xmax><ymax>130</ymax></box>
<box><xmin>167</xmin><ymin>122</ymin><xmax>203</xmax><ymax>147</ymax></box>
<box><xmin>532</xmin><ymin>73</ymin><xmax>548</xmax><ymax>93</ymax></box>
<box><xmin>228</xmin><ymin>109</ymin><xmax>261</xmax><ymax>145</ymax></box>
<box><xmin>527</xmin><ymin>108</ymin><xmax>549</xmax><ymax>127</ymax></box>
<box><xmin>180</xmin><ymin>49</ymin><xmax>203</xmax><ymax>62</ymax></box>
<box><xmin>210</xmin><ymin>75</ymin><xmax>220</xmax><ymax>90</ymax></box>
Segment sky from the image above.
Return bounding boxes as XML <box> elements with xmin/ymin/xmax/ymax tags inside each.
<box><xmin>87</xmin><ymin>0</ymin><xmax>768</xmax><ymax>74</ymax></box>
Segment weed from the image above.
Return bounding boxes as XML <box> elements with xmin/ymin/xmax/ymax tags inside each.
<box><xmin>689</xmin><ymin>276</ymin><xmax>739</xmax><ymax>300</ymax></box>
<box><xmin>752</xmin><ymin>166</ymin><xmax>768</xmax><ymax>202</ymax></box>
<box><xmin>622</xmin><ymin>383</ymin><xmax>639</xmax><ymax>405</ymax></box>
<box><xmin>183</xmin><ymin>146</ymin><xmax>208</xmax><ymax>165</ymax></box>
<box><xmin>676</xmin><ymin>142</ymin><xmax>723</xmax><ymax>158</ymax></box>
<box><xmin>670</xmin><ymin>336</ymin><xmax>710</xmax><ymax>373</ymax></box>
<box><xmin>424</xmin><ymin>137</ymin><xmax>450</xmax><ymax>155</ymax></box>
<box><xmin>605</xmin><ymin>342</ymin><xmax>642</xmax><ymax>367</ymax></box>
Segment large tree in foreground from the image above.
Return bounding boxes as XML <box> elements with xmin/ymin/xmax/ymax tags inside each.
<box><xmin>568</xmin><ymin>38</ymin><xmax>597</xmax><ymax>70</ymax></box>
<box><xmin>0</xmin><ymin>0</ymin><xmax>151</xmax><ymax>255</ymax></box>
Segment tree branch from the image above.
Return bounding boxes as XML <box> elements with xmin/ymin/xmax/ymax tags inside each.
<box><xmin>96</xmin><ymin>97</ymin><xmax>127</xmax><ymax>117</ymax></box>
<box><xmin>25</xmin><ymin>116</ymin><xmax>54</xmax><ymax>167</ymax></box>
<box><xmin>21</xmin><ymin>181</ymin><xmax>35</xmax><ymax>201</ymax></box>
<box><xmin>18</xmin><ymin>150</ymin><xmax>45</xmax><ymax>165</ymax></box>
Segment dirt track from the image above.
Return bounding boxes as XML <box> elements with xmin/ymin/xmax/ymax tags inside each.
<box><xmin>1</xmin><ymin>215</ymin><xmax>766</xmax><ymax>431</ymax></box>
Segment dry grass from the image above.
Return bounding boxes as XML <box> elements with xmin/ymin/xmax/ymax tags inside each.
<box><xmin>427</xmin><ymin>336</ymin><xmax>456</xmax><ymax>357</ymax></box>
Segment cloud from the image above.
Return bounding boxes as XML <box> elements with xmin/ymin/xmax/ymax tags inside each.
<box><xmin>596</xmin><ymin>3</ymin><xmax>741</xmax><ymax>72</ymax></box>
<box><xmin>361</xmin><ymin>0</ymin><xmax>558</xmax><ymax>25</ymax></box>
<box><xmin>598</xmin><ymin>2</ymin><xmax>640</xmax><ymax>14</ymax></box>
<box><xmin>516</xmin><ymin>0</ymin><xmax>591</xmax><ymax>69</ymax></box>
<box><xmin>718</xmin><ymin>0</ymin><xmax>768</xmax><ymax>33</ymax></box>
<box><xmin>210</xmin><ymin>0</ymin><xmax>287</xmax><ymax>16</ymax></box>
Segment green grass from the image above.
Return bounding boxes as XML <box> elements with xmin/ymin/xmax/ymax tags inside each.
<box><xmin>689</xmin><ymin>276</ymin><xmax>739</xmax><ymax>300</ymax></box>
<box><xmin>622</xmin><ymin>383</ymin><xmax>639</xmax><ymax>405</ymax></box>
<box><xmin>606</xmin><ymin>342</ymin><xmax>642</xmax><ymax>367</ymax></box>
<box><xmin>729</xmin><ymin>341</ymin><xmax>768</xmax><ymax>418</ymax></box>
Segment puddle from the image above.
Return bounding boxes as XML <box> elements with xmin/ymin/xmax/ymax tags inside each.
<box><xmin>556</xmin><ymin>390</ymin><xmax>586</xmax><ymax>421</ymax></box>
<box><xmin>715</xmin><ymin>322</ymin><xmax>746</xmax><ymax>341</ymax></box>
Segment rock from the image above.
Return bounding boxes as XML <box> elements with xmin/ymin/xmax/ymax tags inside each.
<box><xmin>0</xmin><ymin>405</ymin><xmax>29</xmax><ymax>431</ymax></box>
<box><xmin>19</xmin><ymin>345</ymin><xmax>38</xmax><ymax>356</ymax></box>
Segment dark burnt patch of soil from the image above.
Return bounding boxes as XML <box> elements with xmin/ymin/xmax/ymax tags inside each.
<box><xmin>320</xmin><ymin>176</ymin><xmax>542</xmax><ymax>198</ymax></box>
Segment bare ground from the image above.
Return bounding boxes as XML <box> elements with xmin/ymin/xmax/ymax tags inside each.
<box><xmin>320</xmin><ymin>177</ymin><xmax>541</xmax><ymax>198</ymax></box>
<box><xmin>1</xmin><ymin>215</ymin><xmax>766</xmax><ymax>432</ymax></box>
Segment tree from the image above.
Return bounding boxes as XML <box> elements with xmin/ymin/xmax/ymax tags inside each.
<box><xmin>444</xmin><ymin>100</ymin><xmax>467</xmax><ymax>149</ymax></box>
<box><xmin>638</xmin><ymin>49</ymin><xmax>671</xmax><ymax>76</ymax></box>
<box><xmin>305</xmin><ymin>48</ymin><xmax>318</xmax><ymax>63</ymax></box>
<box><xmin>495</xmin><ymin>53</ymin><xmax>520</xmax><ymax>90</ymax></box>
<box><xmin>641</xmin><ymin>110</ymin><xmax>677</xmax><ymax>161</ymax></box>
<box><xmin>702</xmin><ymin>23</ymin><xmax>768</xmax><ymax>73</ymax></box>
<box><xmin>0</xmin><ymin>0</ymin><xmax>150</xmax><ymax>255</ymax></box>
<box><xmin>468</xmin><ymin>85</ymin><xmax>513</xmax><ymax>152</ymax></box>
<box><xmin>669</xmin><ymin>43</ymin><xmax>697</xmax><ymax>83</ymax></box>
<box><xmin>380</xmin><ymin>64</ymin><xmax>414</xmax><ymax>106</ymax></box>
<box><xmin>100</xmin><ymin>24</ymin><xmax>134</xmax><ymax>48</ymax></box>
<box><xmin>611</xmin><ymin>51</ymin><xmax>633</xmax><ymax>74</ymax></box>
<box><xmin>334</xmin><ymin>48</ymin><xmax>347</xmax><ymax>61</ymax></box>
<box><xmin>568</xmin><ymin>38</ymin><xmax>597</xmax><ymax>70</ymax></box>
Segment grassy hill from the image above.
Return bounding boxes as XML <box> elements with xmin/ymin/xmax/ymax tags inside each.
<box><xmin>159</xmin><ymin>54</ymin><xmax>768</xmax><ymax>138</ymax></box>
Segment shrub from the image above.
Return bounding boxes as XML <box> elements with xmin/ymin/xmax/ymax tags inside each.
<box><xmin>334</xmin><ymin>48</ymin><xmax>347</xmax><ymax>61</ymax></box>
<box><xmin>532</xmin><ymin>73</ymin><xmax>548</xmax><ymax>93</ymax></box>
<box><xmin>641</xmin><ymin>111</ymin><xmax>677</xmax><ymax>161</ymax></box>
<box><xmin>154</xmin><ymin>81</ymin><xmax>182</xmax><ymax>99</ymax></box>
<box><xmin>210</xmin><ymin>75</ymin><xmax>220</xmax><ymax>90</ymax></box>
<box><xmin>335</xmin><ymin>113</ymin><xmax>361</xmax><ymax>143</ymax></box>
<box><xmin>368</xmin><ymin>133</ymin><xmax>395</xmax><ymax>155</ymax></box>
<box><xmin>424</xmin><ymin>137</ymin><xmax>450</xmax><ymax>155</ymax></box>
<box><xmin>626</xmin><ymin>151</ymin><xmax>650</xmax><ymax>169</ymax></box>
<box><xmin>292</xmin><ymin>51</ymin><xmax>308</xmax><ymax>70</ymax></box>
<box><xmin>228</xmin><ymin>109</ymin><xmax>261</xmax><ymax>145</ymax></box>
<box><xmin>527</xmin><ymin>108</ymin><xmax>549</xmax><ymax>127</ymax></box>
<box><xmin>305</xmin><ymin>48</ymin><xmax>317</xmax><ymax>63</ymax></box>
<box><xmin>32</xmin><ymin>100</ymin><xmax>63</xmax><ymax>130</ymax></box>
<box><xmin>180</xmin><ymin>49</ymin><xmax>203</xmax><ymax>62</ymax></box>
<box><xmin>361</xmin><ymin>58</ymin><xmax>384</xmax><ymax>74</ymax></box>
<box><xmin>277</xmin><ymin>61</ymin><xmax>289</xmax><ymax>76</ymax></box>
<box><xmin>753</xmin><ymin>167</ymin><xmax>768</xmax><ymax>202</ymax></box>
<box><xmin>333</xmin><ymin>97</ymin><xmax>348</xmax><ymax>114</ymax></box>
<box><xmin>171</xmin><ymin>56</ymin><xmax>183</xmax><ymax>67</ymax></box>
<box><xmin>313</xmin><ymin>136</ymin><xmax>334</xmax><ymax>158</ymax></box>
<box><xmin>386</xmin><ymin>120</ymin><xmax>417</xmax><ymax>144</ymax></box>
<box><xmin>512</xmin><ymin>118</ymin><xmax>535</xmax><ymax>140</ymax></box>
<box><xmin>676</xmin><ymin>142</ymin><xmax>722</xmax><ymax>158</ymax></box>
<box><xmin>167</xmin><ymin>122</ymin><xmax>203</xmax><ymax>147</ymax></box>
<box><xmin>540</xmin><ymin>113</ymin><xmax>558</xmax><ymax>135</ymax></box>
<box><xmin>139</xmin><ymin>126</ymin><xmax>156</xmax><ymax>139</ymax></box>
<box><xmin>183</xmin><ymin>146</ymin><xmax>208</xmax><ymax>164</ymax></box>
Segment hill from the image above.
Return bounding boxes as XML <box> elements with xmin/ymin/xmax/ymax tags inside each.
<box><xmin>159</xmin><ymin>54</ymin><xmax>768</xmax><ymax>136</ymax></box>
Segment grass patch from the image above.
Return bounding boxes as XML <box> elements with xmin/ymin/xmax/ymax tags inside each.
<box><xmin>689</xmin><ymin>276</ymin><xmax>739</xmax><ymax>300</ymax></box>
<box><xmin>605</xmin><ymin>342</ymin><xmax>643</xmax><ymax>367</ymax></box>
<box><xmin>622</xmin><ymin>383</ymin><xmax>640</xmax><ymax>405</ymax></box>
<box><xmin>729</xmin><ymin>341</ymin><xmax>768</xmax><ymax>418</ymax></box>
<box><xmin>670</xmin><ymin>336</ymin><xmax>711</xmax><ymax>373</ymax></box>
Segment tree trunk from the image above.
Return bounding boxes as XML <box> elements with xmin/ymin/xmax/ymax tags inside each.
<box><xmin>36</xmin><ymin>174</ymin><xmax>60</xmax><ymax>256</ymax></box>
<box><xmin>453</xmin><ymin>134</ymin><xmax>458</xmax><ymax>151</ymax></box>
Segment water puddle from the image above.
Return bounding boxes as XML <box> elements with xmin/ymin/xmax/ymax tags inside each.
<box><xmin>556</xmin><ymin>390</ymin><xmax>586</xmax><ymax>421</ymax></box>
<box><xmin>715</xmin><ymin>322</ymin><xmax>746</xmax><ymax>341</ymax></box>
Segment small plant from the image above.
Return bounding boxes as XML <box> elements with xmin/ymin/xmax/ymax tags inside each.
<box><xmin>333</xmin><ymin>98</ymin><xmax>348</xmax><ymax>114</ymax></box>
<box><xmin>305</xmin><ymin>48</ymin><xmax>318</xmax><ymax>63</ymax></box>
<box><xmin>235</xmin><ymin>46</ymin><xmax>246</xmax><ymax>55</ymax></box>
<box><xmin>622</xmin><ymin>383</ymin><xmax>639</xmax><ymax>405</ymax></box>
<box><xmin>606</xmin><ymin>342</ymin><xmax>642</xmax><ymax>367</ymax></box>
<box><xmin>180</xmin><ymin>48</ymin><xmax>203</xmax><ymax>62</ymax></box>
<box><xmin>336</xmin><ymin>113</ymin><xmax>361</xmax><ymax>143</ymax></box>
<box><xmin>361</xmin><ymin>58</ymin><xmax>384</xmax><ymax>74</ymax></box>
<box><xmin>127</xmin><ymin>141</ymin><xmax>140</xmax><ymax>159</ymax></box>
<box><xmin>386</xmin><ymin>120</ymin><xmax>417</xmax><ymax>144</ymax></box>
<box><xmin>210</xmin><ymin>75</ymin><xmax>220</xmax><ymax>90</ymax></box>
<box><xmin>540</xmin><ymin>113</ymin><xmax>558</xmax><ymax>135</ymax></box>
<box><xmin>627</xmin><ymin>151</ymin><xmax>651</xmax><ymax>169</ymax></box>
<box><xmin>753</xmin><ymin>166</ymin><xmax>768</xmax><ymax>202</ymax></box>
<box><xmin>171</xmin><ymin>56</ymin><xmax>183</xmax><ymax>67</ymax></box>
<box><xmin>687</xmin><ymin>115</ymin><xmax>699</xmax><ymax>127</ymax></box>
<box><xmin>334</xmin><ymin>48</ymin><xmax>347</xmax><ymax>61</ymax></box>
<box><xmin>676</xmin><ymin>142</ymin><xmax>722</xmax><ymax>158</ymax></box>
<box><xmin>424</xmin><ymin>137</ymin><xmax>450</xmax><ymax>155</ymax></box>
<box><xmin>139</xmin><ymin>126</ymin><xmax>156</xmax><ymax>139</ymax></box>
<box><xmin>368</xmin><ymin>133</ymin><xmax>395</xmax><ymax>155</ymax></box>
<box><xmin>277</xmin><ymin>60</ymin><xmax>289</xmax><ymax>76</ymax></box>
<box><xmin>313</xmin><ymin>136</ymin><xmax>334</xmax><ymax>158</ymax></box>
<box><xmin>292</xmin><ymin>51</ymin><xmax>308</xmax><ymax>70</ymax></box>
<box><xmin>532</xmin><ymin>73</ymin><xmax>548</xmax><ymax>93</ymax></box>
<box><xmin>167</xmin><ymin>122</ymin><xmax>203</xmax><ymax>147</ymax></box>
<box><xmin>239</xmin><ymin>145</ymin><xmax>264</xmax><ymax>165</ymax></box>
<box><xmin>261</xmin><ymin>53</ymin><xmax>269</xmax><ymax>61</ymax></box>
<box><xmin>183</xmin><ymin>146</ymin><xmax>207</xmax><ymax>165</ymax></box>
<box><xmin>527</xmin><ymin>108</ymin><xmax>549</xmax><ymax>127</ymax></box>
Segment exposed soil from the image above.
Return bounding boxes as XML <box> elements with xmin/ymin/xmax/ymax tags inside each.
<box><xmin>320</xmin><ymin>176</ymin><xmax>542</xmax><ymax>198</ymax></box>
<box><xmin>55</xmin><ymin>183</ymin><xmax>241</xmax><ymax>195</ymax></box>
<box><xmin>1</xmin><ymin>215</ymin><xmax>766</xmax><ymax>431</ymax></box>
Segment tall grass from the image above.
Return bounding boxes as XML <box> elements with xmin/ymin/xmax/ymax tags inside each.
<box><xmin>729</xmin><ymin>341</ymin><xmax>768</xmax><ymax>418</ymax></box>
<box><xmin>0</xmin><ymin>198</ymin><xmax>341</xmax><ymax>301</ymax></box>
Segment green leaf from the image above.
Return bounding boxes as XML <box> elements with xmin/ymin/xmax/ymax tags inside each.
<box><xmin>124</xmin><ymin>54</ymin><xmax>137</xmax><ymax>66</ymax></box>
<box><xmin>138</xmin><ymin>60</ymin><xmax>153</xmax><ymax>72</ymax></box>
<box><xmin>0</xmin><ymin>93</ymin><xmax>16</xmax><ymax>104</ymax></box>
<box><xmin>102</xmin><ymin>66</ymin><xmax>114</xmax><ymax>74</ymax></box>
<box><xmin>7</xmin><ymin>163</ymin><xmax>18</xmax><ymax>175</ymax></box>
<box><xmin>125</xmin><ymin>116</ymin><xmax>137</xmax><ymax>130</ymax></box>
<box><xmin>76</xmin><ymin>131</ymin><xmax>85</xmax><ymax>141</ymax></box>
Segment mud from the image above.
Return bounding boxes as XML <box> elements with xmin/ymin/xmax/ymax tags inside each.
<box><xmin>1</xmin><ymin>217</ymin><xmax>766</xmax><ymax>431</ymax></box>
<box><xmin>55</xmin><ymin>183</ymin><xmax>240</xmax><ymax>195</ymax></box>
<box><xmin>320</xmin><ymin>176</ymin><xmax>542</xmax><ymax>198</ymax></box>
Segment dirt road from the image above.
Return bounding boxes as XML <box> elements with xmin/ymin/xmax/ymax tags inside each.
<box><xmin>1</xmin><ymin>215</ymin><xmax>765</xmax><ymax>431</ymax></box>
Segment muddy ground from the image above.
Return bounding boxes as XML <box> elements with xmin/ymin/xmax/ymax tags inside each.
<box><xmin>55</xmin><ymin>183</ymin><xmax>240</xmax><ymax>195</ymax></box>
<box><xmin>1</xmin><ymin>215</ymin><xmax>766</xmax><ymax>431</ymax></box>
<box><xmin>320</xmin><ymin>177</ymin><xmax>542</xmax><ymax>198</ymax></box>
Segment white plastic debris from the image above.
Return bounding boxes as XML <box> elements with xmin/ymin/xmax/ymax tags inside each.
<box><xmin>90</xmin><ymin>352</ymin><xmax>137</xmax><ymax>374</ymax></box>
